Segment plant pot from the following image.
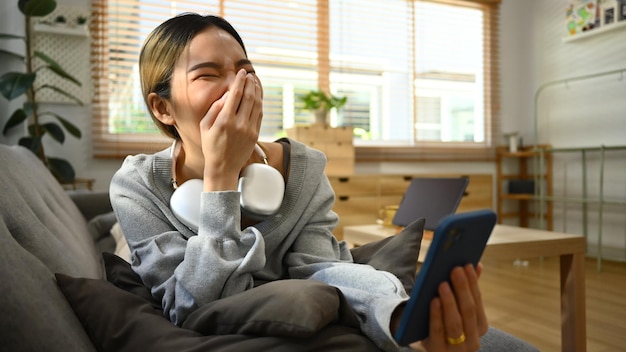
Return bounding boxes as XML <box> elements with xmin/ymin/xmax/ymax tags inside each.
<box><xmin>314</xmin><ymin>109</ymin><xmax>329</xmax><ymax>125</ymax></box>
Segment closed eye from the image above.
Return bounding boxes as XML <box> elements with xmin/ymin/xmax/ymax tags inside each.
<box><xmin>198</xmin><ymin>73</ymin><xmax>219</xmax><ymax>79</ymax></box>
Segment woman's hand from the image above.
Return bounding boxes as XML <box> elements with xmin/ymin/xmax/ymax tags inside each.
<box><xmin>199</xmin><ymin>68</ymin><xmax>263</xmax><ymax>191</ymax></box>
<box><xmin>409</xmin><ymin>263</ymin><xmax>488</xmax><ymax>352</ymax></box>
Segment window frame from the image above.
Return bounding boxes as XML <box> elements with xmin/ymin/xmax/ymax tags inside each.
<box><xmin>90</xmin><ymin>0</ymin><xmax>500</xmax><ymax>161</ymax></box>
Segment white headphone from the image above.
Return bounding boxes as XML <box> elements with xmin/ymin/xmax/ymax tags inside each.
<box><xmin>169</xmin><ymin>140</ymin><xmax>285</xmax><ymax>231</ymax></box>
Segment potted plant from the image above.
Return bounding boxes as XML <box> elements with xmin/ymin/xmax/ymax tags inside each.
<box><xmin>0</xmin><ymin>0</ymin><xmax>83</xmax><ymax>183</ymax></box>
<box><xmin>75</xmin><ymin>15</ymin><xmax>88</xmax><ymax>26</ymax></box>
<box><xmin>299</xmin><ymin>89</ymin><xmax>347</xmax><ymax>125</ymax></box>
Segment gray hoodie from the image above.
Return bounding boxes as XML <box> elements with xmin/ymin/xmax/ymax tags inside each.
<box><xmin>110</xmin><ymin>138</ymin><xmax>408</xmax><ymax>351</ymax></box>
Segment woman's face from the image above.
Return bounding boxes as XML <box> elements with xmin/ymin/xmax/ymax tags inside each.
<box><xmin>167</xmin><ymin>26</ymin><xmax>260</xmax><ymax>150</ymax></box>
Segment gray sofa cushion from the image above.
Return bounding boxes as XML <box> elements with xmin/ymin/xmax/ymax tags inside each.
<box><xmin>0</xmin><ymin>217</ymin><xmax>96</xmax><ymax>352</ymax></box>
<box><xmin>0</xmin><ymin>144</ymin><xmax>105</xmax><ymax>352</ymax></box>
<box><xmin>0</xmin><ymin>145</ymin><xmax>102</xmax><ymax>279</ymax></box>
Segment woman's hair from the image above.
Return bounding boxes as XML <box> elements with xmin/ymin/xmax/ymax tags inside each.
<box><xmin>139</xmin><ymin>13</ymin><xmax>247</xmax><ymax>139</ymax></box>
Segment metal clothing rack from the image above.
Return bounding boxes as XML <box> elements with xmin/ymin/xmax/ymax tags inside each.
<box><xmin>532</xmin><ymin>68</ymin><xmax>626</xmax><ymax>271</ymax></box>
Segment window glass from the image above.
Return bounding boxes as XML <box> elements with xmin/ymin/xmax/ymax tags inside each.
<box><xmin>92</xmin><ymin>0</ymin><xmax>496</xmax><ymax>157</ymax></box>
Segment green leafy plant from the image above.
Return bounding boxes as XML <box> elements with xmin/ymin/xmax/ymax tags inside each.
<box><xmin>76</xmin><ymin>15</ymin><xmax>88</xmax><ymax>26</ymax></box>
<box><xmin>299</xmin><ymin>89</ymin><xmax>347</xmax><ymax>112</ymax></box>
<box><xmin>1</xmin><ymin>0</ymin><xmax>83</xmax><ymax>183</ymax></box>
<box><xmin>299</xmin><ymin>89</ymin><xmax>347</xmax><ymax>125</ymax></box>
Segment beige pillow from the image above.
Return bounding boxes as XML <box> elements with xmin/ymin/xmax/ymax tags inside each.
<box><xmin>110</xmin><ymin>222</ymin><xmax>131</xmax><ymax>262</ymax></box>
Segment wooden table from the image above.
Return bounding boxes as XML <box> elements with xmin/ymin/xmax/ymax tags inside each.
<box><xmin>343</xmin><ymin>224</ymin><xmax>587</xmax><ymax>352</ymax></box>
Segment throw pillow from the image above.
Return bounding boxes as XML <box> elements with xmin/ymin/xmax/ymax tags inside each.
<box><xmin>103</xmin><ymin>252</ymin><xmax>349</xmax><ymax>338</ymax></box>
<box><xmin>55</xmin><ymin>272</ymin><xmax>380</xmax><ymax>352</ymax></box>
<box><xmin>350</xmin><ymin>218</ymin><xmax>424</xmax><ymax>293</ymax></box>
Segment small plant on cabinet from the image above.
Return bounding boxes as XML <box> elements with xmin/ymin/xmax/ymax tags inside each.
<box><xmin>299</xmin><ymin>89</ymin><xmax>347</xmax><ymax>125</ymax></box>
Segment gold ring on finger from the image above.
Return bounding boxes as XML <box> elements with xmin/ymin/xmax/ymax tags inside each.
<box><xmin>446</xmin><ymin>332</ymin><xmax>466</xmax><ymax>345</ymax></box>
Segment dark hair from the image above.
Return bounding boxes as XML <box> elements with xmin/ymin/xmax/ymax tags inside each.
<box><xmin>139</xmin><ymin>13</ymin><xmax>247</xmax><ymax>139</ymax></box>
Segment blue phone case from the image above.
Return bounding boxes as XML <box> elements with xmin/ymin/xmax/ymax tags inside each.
<box><xmin>394</xmin><ymin>209</ymin><xmax>497</xmax><ymax>345</ymax></box>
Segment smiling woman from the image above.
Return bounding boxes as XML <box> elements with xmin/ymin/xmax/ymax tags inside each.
<box><xmin>90</xmin><ymin>0</ymin><xmax>500</xmax><ymax>161</ymax></box>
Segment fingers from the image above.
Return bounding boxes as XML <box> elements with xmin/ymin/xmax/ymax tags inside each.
<box><xmin>464</xmin><ymin>264</ymin><xmax>489</xmax><ymax>336</ymax></box>
<box><xmin>201</xmin><ymin>91</ymin><xmax>229</xmax><ymax>131</ymax></box>
<box><xmin>203</xmin><ymin>69</ymin><xmax>261</xmax><ymax>158</ymax></box>
<box><xmin>420</xmin><ymin>297</ymin><xmax>447</xmax><ymax>351</ymax></box>
<box><xmin>220</xmin><ymin>68</ymin><xmax>247</xmax><ymax>115</ymax></box>
<box><xmin>439</xmin><ymin>279</ymin><xmax>466</xmax><ymax>343</ymax></box>
<box><xmin>224</xmin><ymin>69</ymin><xmax>262</xmax><ymax>130</ymax></box>
<box><xmin>252</xmin><ymin>74</ymin><xmax>264</xmax><ymax>132</ymax></box>
<box><xmin>449</xmin><ymin>267</ymin><xmax>480</xmax><ymax>350</ymax></box>
<box><xmin>418</xmin><ymin>266</ymin><xmax>486</xmax><ymax>352</ymax></box>
<box><xmin>476</xmin><ymin>262</ymin><xmax>483</xmax><ymax>278</ymax></box>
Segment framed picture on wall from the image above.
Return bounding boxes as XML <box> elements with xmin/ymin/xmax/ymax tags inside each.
<box><xmin>601</xmin><ymin>0</ymin><xmax>618</xmax><ymax>26</ymax></box>
<box><xmin>567</xmin><ymin>0</ymin><xmax>598</xmax><ymax>35</ymax></box>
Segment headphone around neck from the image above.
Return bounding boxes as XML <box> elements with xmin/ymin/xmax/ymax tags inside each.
<box><xmin>169</xmin><ymin>140</ymin><xmax>285</xmax><ymax>231</ymax></box>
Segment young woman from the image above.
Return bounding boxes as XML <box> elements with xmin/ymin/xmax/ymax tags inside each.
<box><xmin>110</xmin><ymin>13</ymin><xmax>527</xmax><ymax>352</ymax></box>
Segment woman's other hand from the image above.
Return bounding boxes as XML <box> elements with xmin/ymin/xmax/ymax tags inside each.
<box><xmin>409</xmin><ymin>263</ymin><xmax>488</xmax><ymax>352</ymax></box>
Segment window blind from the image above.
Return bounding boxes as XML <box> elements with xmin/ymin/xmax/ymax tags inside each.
<box><xmin>91</xmin><ymin>0</ymin><xmax>500</xmax><ymax>160</ymax></box>
<box><xmin>355</xmin><ymin>0</ymin><xmax>501</xmax><ymax>161</ymax></box>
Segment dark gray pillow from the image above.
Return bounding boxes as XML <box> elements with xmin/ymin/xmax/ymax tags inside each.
<box><xmin>54</xmin><ymin>271</ymin><xmax>380</xmax><ymax>352</ymax></box>
<box><xmin>350</xmin><ymin>218</ymin><xmax>425</xmax><ymax>293</ymax></box>
<box><xmin>102</xmin><ymin>252</ymin><xmax>356</xmax><ymax>338</ymax></box>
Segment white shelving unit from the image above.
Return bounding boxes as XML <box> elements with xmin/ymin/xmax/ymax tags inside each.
<box><xmin>31</xmin><ymin>4</ymin><xmax>90</xmax><ymax>104</ymax></box>
<box><xmin>563</xmin><ymin>20</ymin><xmax>626</xmax><ymax>43</ymax></box>
<box><xmin>533</xmin><ymin>68</ymin><xmax>626</xmax><ymax>271</ymax></box>
<box><xmin>33</xmin><ymin>23</ymin><xmax>88</xmax><ymax>37</ymax></box>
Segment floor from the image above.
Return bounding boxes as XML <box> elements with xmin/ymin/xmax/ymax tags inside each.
<box><xmin>480</xmin><ymin>256</ymin><xmax>626</xmax><ymax>352</ymax></box>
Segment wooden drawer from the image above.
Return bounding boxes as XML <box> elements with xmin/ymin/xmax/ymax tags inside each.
<box><xmin>379</xmin><ymin>175</ymin><xmax>414</xmax><ymax>195</ymax></box>
<box><xmin>325</xmin><ymin>157</ymin><xmax>355</xmax><ymax>176</ymax></box>
<box><xmin>333</xmin><ymin>195</ymin><xmax>378</xmax><ymax>216</ymax></box>
<box><xmin>329</xmin><ymin>175</ymin><xmax>378</xmax><ymax>196</ymax></box>
<box><xmin>286</xmin><ymin>125</ymin><xmax>353</xmax><ymax>143</ymax></box>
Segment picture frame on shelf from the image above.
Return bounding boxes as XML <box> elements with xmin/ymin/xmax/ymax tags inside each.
<box><xmin>601</xmin><ymin>0</ymin><xmax>619</xmax><ymax>26</ymax></box>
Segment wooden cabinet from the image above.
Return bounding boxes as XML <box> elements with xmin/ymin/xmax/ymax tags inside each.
<box><xmin>328</xmin><ymin>174</ymin><xmax>493</xmax><ymax>239</ymax></box>
<box><xmin>286</xmin><ymin>125</ymin><xmax>354</xmax><ymax>175</ymax></box>
<box><xmin>496</xmin><ymin>145</ymin><xmax>553</xmax><ymax>230</ymax></box>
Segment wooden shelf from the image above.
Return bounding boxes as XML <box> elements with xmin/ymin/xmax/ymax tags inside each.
<box><xmin>33</xmin><ymin>23</ymin><xmax>89</xmax><ymax>37</ymax></box>
<box><xmin>496</xmin><ymin>145</ymin><xmax>553</xmax><ymax>230</ymax></box>
<box><xmin>500</xmin><ymin>174</ymin><xmax>548</xmax><ymax>180</ymax></box>
<box><xmin>499</xmin><ymin>211</ymin><xmax>549</xmax><ymax>219</ymax></box>
<box><xmin>500</xmin><ymin>194</ymin><xmax>534</xmax><ymax>201</ymax></box>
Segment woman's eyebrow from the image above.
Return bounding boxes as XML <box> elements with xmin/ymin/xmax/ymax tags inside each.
<box><xmin>187</xmin><ymin>62</ymin><xmax>220</xmax><ymax>73</ymax></box>
<box><xmin>187</xmin><ymin>59</ymin><xmax>253</xmax><ymax>74</ymax></box>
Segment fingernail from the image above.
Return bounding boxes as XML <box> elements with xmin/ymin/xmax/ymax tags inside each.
<box><xmin>221</xmin><ymin>91</ymin><xmax>229</xmax><ymax>100</ymax></box>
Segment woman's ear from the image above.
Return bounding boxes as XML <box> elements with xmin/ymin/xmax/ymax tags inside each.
<box><xmin>148</xmin><ymin>92</ymin><xmax>174</xmax><ymax>125</ymax></box>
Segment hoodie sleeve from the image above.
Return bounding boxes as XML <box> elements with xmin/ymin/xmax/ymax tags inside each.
<box><xmin>110</xmin><ymin>155</ymin><xmax>266</xmax><ymax>326</ymax></box>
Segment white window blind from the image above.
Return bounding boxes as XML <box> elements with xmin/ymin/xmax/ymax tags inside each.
<box><xmin>91</xmin><ymin>0</ymin><xmax>500</xmax><ymax>160</ymax></box>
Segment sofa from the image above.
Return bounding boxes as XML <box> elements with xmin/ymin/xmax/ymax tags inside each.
<box><xmin>0</xmin><ymin>144</ymin><xmax>537</xmax><ymax>352</ymax></box>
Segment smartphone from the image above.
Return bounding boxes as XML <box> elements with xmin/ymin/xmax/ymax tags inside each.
<box><xmin>394</xmin><ymin>209</ymin><xmax>497</xmax><ymax>346</ymax></box>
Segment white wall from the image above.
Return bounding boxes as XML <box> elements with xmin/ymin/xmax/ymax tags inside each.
<box><xmin>527</xmin><ymin>0</ymin><xmax>626</xmax><ymax>258</ymax></box>
<box><xmin>0</xmin><ymin>0</ymin><xmax>122</xmax><ymax>192</ymax></box>
<box><xmin>2</xmin><ymin>0</ymin><xmax>625</xmax><ymax>257</ymax></box>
